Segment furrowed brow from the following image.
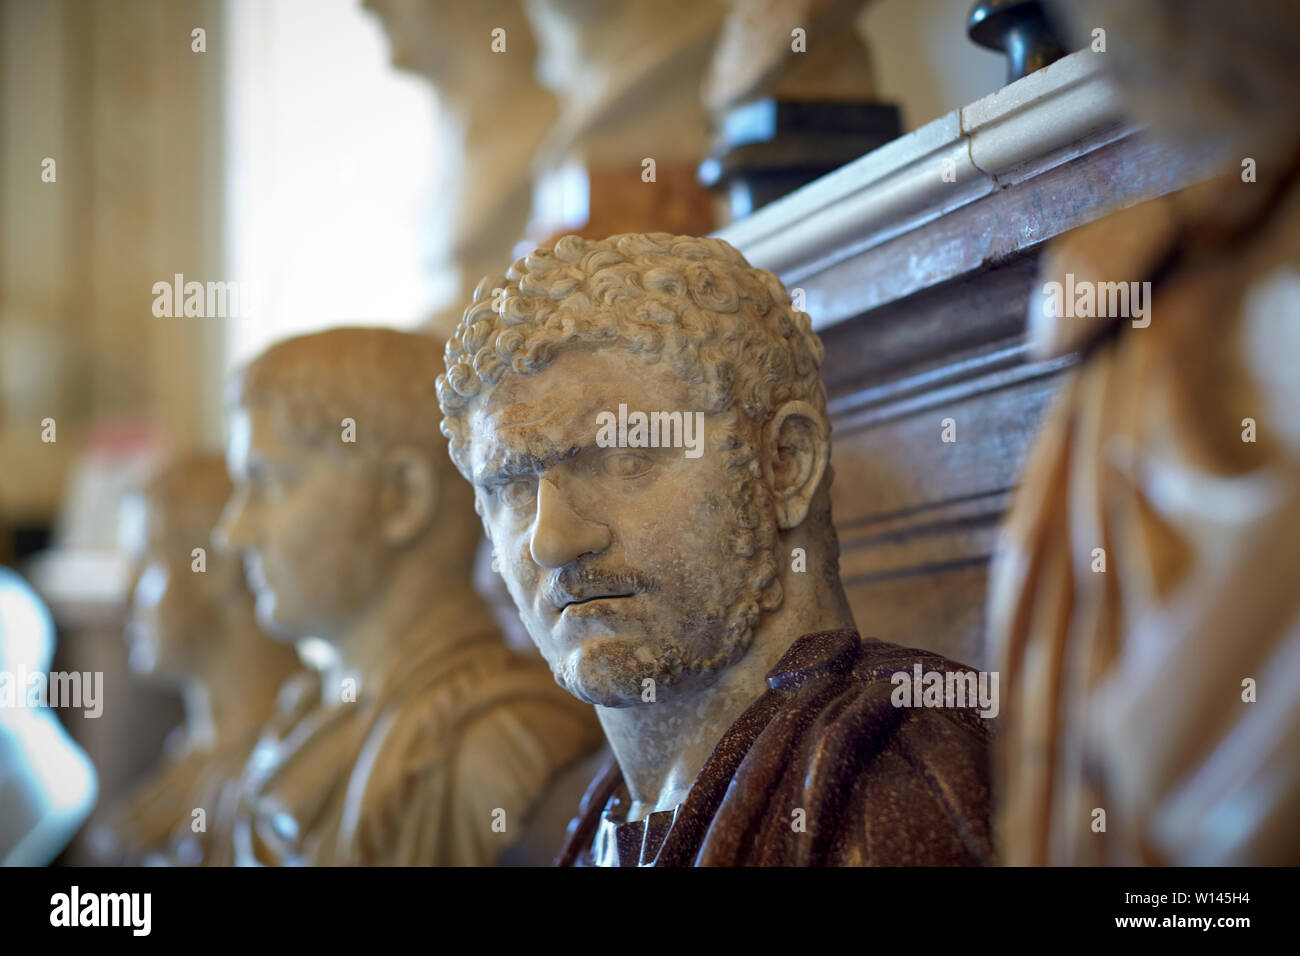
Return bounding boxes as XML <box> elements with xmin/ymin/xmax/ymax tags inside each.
<box><xmin>476</xmin><ymin>442</ymin><xmax>586</xmax><ymax>486</ymax></box>
<box><xmin>476</xmin><ymin>449</ymin><xmax>546</xmax><ymax>487</ymax></box>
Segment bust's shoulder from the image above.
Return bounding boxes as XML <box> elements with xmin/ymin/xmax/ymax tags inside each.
<box><xmin>767</xmin><ymin>629</ymin><xmax>985</xmax><ymax>691</ymax></box>
<box><xmin>853</xmin><ymin>634</ymin><xmax>980</xmax><ymax>676</ymax></box>
<box><xmin>359</xmin><ymin>642</ymin><xmax>598</xmax><ymax>791</ymax></box>
<box><xmin>93</xmin><ymin>752</ymin><xmax>201</xmax><ymax>862</ymax></box>
<box><xmin>341</xmin><ymin>644</ymin><xmax>601</xmax><ymax>865</ymax></box>
<box><xmin>769</xmin><ymin>630</ymin><xmax>993</xmax><ymax>742</ymax></box>
<box><xmin>269</xmin><ymin>671</ymin><xmax>323</xmax><ymax>725</ymax></box>
<box><xmin>690</xmin><ymin>629</ymin><xmax>995</xmax><ymax>865</ymax></box>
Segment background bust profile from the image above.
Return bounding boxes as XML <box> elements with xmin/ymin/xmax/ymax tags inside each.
<box><xmin>219</xmin><ymin>327</ymin><xmax>600</xmax><ymax>866</ymax></box>
<box><xmin>93</xmin><ymin>454</ymin><xmax>299</xmax><ymax>866</ymax></box>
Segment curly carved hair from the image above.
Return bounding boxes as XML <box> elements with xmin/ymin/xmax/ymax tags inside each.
<box><xmin>436</xmin><ymin>233</ymin><xmax>828</xmax><ymax>476</ymax></box>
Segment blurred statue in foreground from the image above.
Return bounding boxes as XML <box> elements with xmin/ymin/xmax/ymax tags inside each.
<box><xmin>0</xmin><ymin>567</ymin><xmax>97</xmax><ymax>865</ymax></box>
<box><xmin>991</xmin><ymin>0</ymin><xmax>1300</xmax><ymax>865</ymax></box>
<box><xmin>220</xmin><ymin>328</ymin><xmax>601</xmax><ymax>865</ymax></box>
<box><xmin>438</xmin><ymin>234</ymin><xmax>994</xmax><ymax>865</ymax></box>
<box><xmin>92</xmin><ymin>455</ymin><xmax>300</xmax><ymax>866</ymax></box>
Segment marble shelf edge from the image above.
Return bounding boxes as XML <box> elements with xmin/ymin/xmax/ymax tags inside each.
<box><xmin>713</xmin><ymin>48</ymin><xmax>1216</xmax><ymax>332</ymax></box>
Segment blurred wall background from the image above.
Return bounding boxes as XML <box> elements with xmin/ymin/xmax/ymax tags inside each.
<box><xmin>2</xmin><ymin>0</ymin><xmax>225</xmax><ymax>539</ymax></box>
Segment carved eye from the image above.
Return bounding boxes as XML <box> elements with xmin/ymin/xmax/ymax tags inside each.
<box><xmin>251</xmin><ymin>464</ymin><xmax>297</xmax><ymax>501</ymax></box>
<box><xmin>248</xmin><ymin>473</ymin><xmax>281</xmax><ymax>504</ymax></box>
<box><xmin>601</xmin><ymin>452</ymin><xmax>653</xmax><ymax>479</ymax></box>
<box><xmin>499</xmin><ymin>477</ymin><xmax>538</xmax><ymax>508</ymax></box>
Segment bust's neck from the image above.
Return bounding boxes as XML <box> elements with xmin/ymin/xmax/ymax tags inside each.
<box><xmin>183</xmin><ymin>598</ymin><xmax>294</xmax><ymax>752</ymax></box>
<box><xmin>597</xmin><ymin>534</ymin><xmax>855</xmax><ymax>821</ymax></box>
<box><xmin>320</xmin><ymin>538</ymin><xmax>495</xmax><ymax>706</ymax></box>
<box><xmin>538</xmin><ymin>2</ymin><xmax>718</xmax><ymax>100</ymax></box>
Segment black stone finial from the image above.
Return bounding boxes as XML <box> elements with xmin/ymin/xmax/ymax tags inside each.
<box><xmin>968</xmin><ymin>0</ymin><xmax>1068</xmax><ymax>84</ymax></box>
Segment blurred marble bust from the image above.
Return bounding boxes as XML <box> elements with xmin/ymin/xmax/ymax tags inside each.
<box><xmin>363</xmin><ymin>0</ymin><xmax>557</xmax><ymax>337</ymax></box>
<box><xmin>524</xmin><ymin>0</ymin><xmax>723</xmax><ymax>165</ymax></box>
<box><xmin>92</xmin><ymin>454</ymin><xmax>299</xmax><ymax>866</ymax></box>
<box><xmin>987</xmin><ymin>0</ymin><xmax>1300</xmax><ymax>866</ymax></box>
<box><xmin>522</xmin><ymin>0</ymin><xmax>724</xmax><ymax>241</ymax></box>
<box><xmin>704</xmin><ymin>0</ymin><xmax>878</xmax><ymax>113</ymax></box>
<box><xmin>438</xmin><ymin>234</ymin><xmax>994</xmax><ymax>865</ymax></box>
<box><xmin>219</xmin><ymin>327</ymin><xmax>600</xmax><ymax>865</ymax></box>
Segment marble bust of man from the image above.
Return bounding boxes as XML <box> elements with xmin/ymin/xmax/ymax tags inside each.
<box><xmin>94</xmin><ymin>455</ymin><xmax>300</xmax><ymax>866</ymax></box>
<box><xmin>437</xmin><ymin>234</ymin><xmax>994</xmax><ymax>865</ymax></box>
<box><xmin>218</xmin><ymin>328</ymin><xmax>601</xmax><ymax>866</ymax></box>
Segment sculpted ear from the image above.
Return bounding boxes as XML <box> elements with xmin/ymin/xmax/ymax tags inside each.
<box><xmin>762</xmin><ymin>400</ymin><xmax>829</xmax><ymax>530</ymax></box>
<box><xmin>378</xmin><ymin>446</ymin><xmax>439</xmax><ymax>546</ymax></box>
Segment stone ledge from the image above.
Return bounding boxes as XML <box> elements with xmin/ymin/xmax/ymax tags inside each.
<box><xmin>715</xmin><ymin>50</ymin><xmax>1135</xmax><ymax>314</ymax></box>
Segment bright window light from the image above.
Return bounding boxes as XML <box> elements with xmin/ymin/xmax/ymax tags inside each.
<box><xmin>223</xmin><ymin>0</ymin><xmax>444</xmax><ymax>369</ymax></box>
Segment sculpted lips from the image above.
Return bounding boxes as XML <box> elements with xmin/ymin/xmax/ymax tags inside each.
<box><xmin>243</xmin><ymin>553</ymin><xmax>269</xmax><ymax>593</ymax></box>
<box><xmin>559</xmin><ymin>593</ymin><xmax>635</xmax><ymax>613</ymax></box>
<box><xmin>544</xmin><ymin>567</ymin><xmax>653</xmax><ymax>615</ymax></box>
<box><xmin>124</xmin><ymin>615</ymin><xmax>149</xmax><ymax>648</ymax></box>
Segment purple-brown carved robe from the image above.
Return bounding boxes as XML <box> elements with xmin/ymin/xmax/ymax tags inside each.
<box><xmin>558</xmin><ymin>629</ymin><xmax>994</xmax><ymax>866</ymax></box>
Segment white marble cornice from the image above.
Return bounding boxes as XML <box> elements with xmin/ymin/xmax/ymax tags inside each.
<box><xmin>715</xmin><ymin>50</ymin><xmax>1146</xmax><ymax>324</ymax></box>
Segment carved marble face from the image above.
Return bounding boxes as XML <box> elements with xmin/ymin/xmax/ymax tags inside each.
<box><xmin>468</xmin><ymin>346</ymin><xmax>775</xmax><ymax>707</ymax></box>
<box><xmin>219</xmin><ymin>403</ymin><xmax>390</xmax><ymax>642</ymax></box>
<box><xmin>120</xmin><ymin>495</ymin><xmax>219</xmax><ymax>683</ymax></box>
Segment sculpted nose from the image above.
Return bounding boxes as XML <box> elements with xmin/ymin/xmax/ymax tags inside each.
<box><xmin>214</xmin><ymin>488</ymin><xmax>255</xmax><ymax>551</ymax></box>
<box><xmin>134</xmin><ymin>563</ymin><xmax>168</xmax><ymax>611</ymax></box>
<box><xmin>124</xmin><ymin>560</ymin><xmax>146</xmax><ymax>610</ymax></box>
<box><xmin>530</xmin><ymin>478</ymin><xmax>610</xmax><ymax>569</ymax></box>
